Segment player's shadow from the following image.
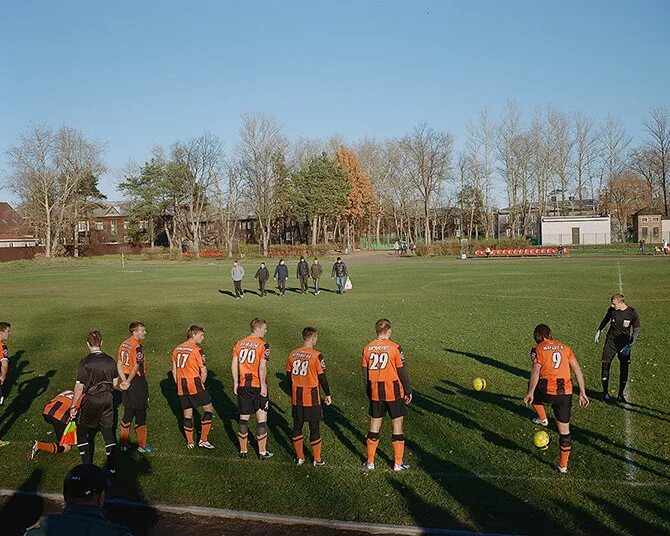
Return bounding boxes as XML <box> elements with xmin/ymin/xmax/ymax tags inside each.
<box><xmin>443</xmin><ymin>347</ymin><xmax>529</xmax><ymax>380</ymax></box>
<box><xmin>159</xmin><ymin>372</ymin><xmax>187</xmax><ymax>439</ymax></box>
<box><xmin>107</xmin><ymin>453</ymin><xmax>156</xmax><ymax>536</ymax></box>
<box><xmin>217</xmin><ymin>289</ymin><xmax>236</xmax><ymax>298</ymax></box>
<box><xmin>206</xmin><ymin>370</ymin><xmax>238</xmax><ymax>447</ymax></box>
<box><xmin>0</xmin><ymin>369</ymin><xmax>56</xmax><ymax>438</ymax></box>
<box><xmin>324</xmin><ymin>403</ymin><xmax>364</xmax><ymax>461</ymax></box>
<box><xmin>626</xmin><ymin>401</ymin><xmax>670</xmax><ymax>418</ymax></box>
<box><xmin>439</xmin><ymin>379</ymin><xmax>529</xmax><ymax>421</ymax></box>
<box><xmin>270</xmin><ymin>372</ymin><xmax>298</xmax><ymax>457</ymax></box>
<box><xmin>587</xmin><ymin>493</ymin><xmax>664</xmax><ymax>535</ymax></box>
<box><xmin>1</xmin><ymin>351</ymin><xmax>28</xmax><ymax>401</ymax></box>
<box><xmin>0</xmin><ymin>468</ymin><xmax>44</xmax><ymax>536</ymax></box>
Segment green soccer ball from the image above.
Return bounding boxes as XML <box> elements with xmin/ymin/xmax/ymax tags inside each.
<box><xmin>533</xmin><ymin>430</ymin><xmax>550</xmax><ymax>450</ymax></box>
<box><xmin>472</xmin><ymin>377</ymin><xmax>486</xmax><ymax>391</ymax></box>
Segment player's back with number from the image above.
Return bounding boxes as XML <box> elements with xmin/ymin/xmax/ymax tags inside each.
<box><xmin>232</xmin><ymin>336</ymin><xmax>268</xmax><ymax>388</ymax></box>
<box><xmin>172</xmin><ymin>341</ymin><xmax>205</xmax><ymax>395</ymax></box>
<box><xmin>286</xmin><ymin>347</ymin><xmax>324</xmax><ymax>406</ymax></box>
<box><xmin>362</xmin><ymin>339</ymin><xmax>405</xmax><ymax>401</ymax></box>
<box><xmin>531</xmin><ymin>340</ymin><xmax>574</xmax><ymax>396</ymax></box>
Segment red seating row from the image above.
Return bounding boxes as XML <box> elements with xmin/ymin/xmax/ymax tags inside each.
<box><xmin>474</xmin><ymin>248</ymin><xmax>569</xmax><ymax>257</ymax></box>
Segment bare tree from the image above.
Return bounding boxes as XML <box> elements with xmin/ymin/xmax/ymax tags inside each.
<box><xmin>237</xmin><ymin>112</ymin><xmax>288</xmax><ymax>256</ymax></box>
<box><xmin>643</xmin><ymin>106</ymin><xmax>670</xmax><ymax>216</ymax></box>
<box><xmin>215</xmin><ymin>158</ymin><xmax>244</xmax><ymax>257</ymax></box>
<box><xmin>399</xmin><ymin>124</ymin><xmax>453</xmax><ymax>245</ymax></box>
<box><xmin>465</xmin><ymin>107</ymin><xmax>496</xmax><ymax>237</ymax></box>
<box><xmin>598</xmin><ymin>115</ymin><xmax>631</xmax><ymax>213</ymax></box>
<box><xmin>547</xmin><ymin>108</ymin><xmax>573</xmax><ymax>214</ymax></box>
<box><xmin>571</xmin><ymin>112</ymin><xmax>600</xmax><ymax>210</ymax></box>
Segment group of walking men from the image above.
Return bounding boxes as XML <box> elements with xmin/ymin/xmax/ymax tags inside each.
<box><xmin>230</xmin><ymin>256</ymin><xmax>349</xmax><ymax>298</ymax></box>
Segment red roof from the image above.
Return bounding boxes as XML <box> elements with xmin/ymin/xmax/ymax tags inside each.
<box><xmin>0</xmin><ymin>202</ymin><xmax>32</xmax><ymax>236</ymax></box>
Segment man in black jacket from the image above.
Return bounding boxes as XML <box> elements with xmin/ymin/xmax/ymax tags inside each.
<box><xmin>310</xmin><ymin>258</ymin><xmax>323</xmax><ymax>295</ymax></box>
<box><xmin>274</xmin><ymin>259</ymin><xmax>289</xmax><ymax>296</ymax></box>
<box><xmin>594</xmin><ymin>293</ymin><xmax>641</xmax><ymax>403</ymax></box>
<box><xmin>70</xmin><ymin>331</ymin><xmax>119</xmax><ymax>474</ymax></box>
<box><xmin>255</xmin><ymin>262</ymin><xmax>270</xmax><ymax>297</ymax></box>
<box><xmin>297</xmin><ymin>256</ymin><xmax>310</xmax><ymax>294</ymax></box>
<box><xmin>331</xmin><ymin>257</ymin><xmax>349</xmax><ymax>294</ymax></box>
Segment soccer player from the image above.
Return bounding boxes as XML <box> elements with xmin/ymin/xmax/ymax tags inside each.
<box><xmin>594</xmin><ymin>293</ymin><xmax>641</xmax><ymax>403</ymax></box>
<box><xmin>362</xmin><ymin>319</ymin><xmax>412</xmax><ymax>471</ymax></box>
<box><xmin>231</xmin><ymin>318</ymin><xmax>272</xmax><ymax>459</ymax></box>
<box><xmin>70</xmin><ymin>331</ymin><xmax>119</xmax><ymax>474</ymax></box>
<box><xmin>171</xmin><ymin>325</ymin><xmax>214</xmax><ymax>449</ymax></box>
<box><xmin>0</xmin><ymin>321</ymin><xmax>11</xmax><ymax>406</ymax></box>
<box><xmin>523</xmin><ymin>324</ymin><xmax>589</xmax><ymax>474</ymax></box>
<box><xmin>30</xmin><ymin>389</ymin><xmax>81</xmax><ymax>459</ymax></box>
<box><xmin>285</xmin><ymin>327</ymin><xmax>332</xmax><ymax>466</ymax></box>
<box><xmin>117</xmin><ymin>322</ymin><xmax>152</xmax><ymax>453</ymax></box>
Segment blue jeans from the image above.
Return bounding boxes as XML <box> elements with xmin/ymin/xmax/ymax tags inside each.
<box><xmin>336</xmin><ymin>276</ymin><xmax>346</xmax><ymax>294</ymax></box>
<box><xmin>313</xmin><ymin>278</ymin><xmax>320</xmax><ymax>293</ymax></box>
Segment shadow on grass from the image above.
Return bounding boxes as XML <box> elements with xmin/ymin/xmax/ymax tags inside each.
<box><xmin>0</xmin><ymin>468</ymin><xmax>44</xmax><ymax>536</ymax></box>
<box><xmin>324</xmin><ymin>403</ymin><xmax>364</xmax><ymax>461</ymax></box>
<box><xmin>108</xmin><ymin>452</ymin><xmax>156</xmax><ymax>536</ymax></box>
<box><xmin>206</xmin><ymin>370</ymin><xmax>237</xmax><ymax>447</ymax></box>
<box><xmin>0</xmin><ymin>369</ymin><xmax>56</xmax><ymax>438</ymax></box>
<box><xmin>443</xmin><ymin>347</ymin><xmax>529</xmax><ymax>380</ymax></box>
<box><xmin>159</xmin><ymin>372</ymin><xmax>186</xmax><ymax>440</ymax></box>
<box><xmin>2</xmin><ymin>350</ymin><xmax>27</xmax><ymax>401</ymax></box>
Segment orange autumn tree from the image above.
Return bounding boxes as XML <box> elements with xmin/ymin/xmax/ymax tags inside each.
<box><xmin>336</xmin><ymin>146</ymin><xmax>374</xmax><ymax>251</ymax></box>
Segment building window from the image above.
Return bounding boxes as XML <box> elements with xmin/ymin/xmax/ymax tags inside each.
<box><xmin>652</xmin><ymin>216</ymin><xmax>660</xmax><ymax>223</ymax></box>
<box><xmin>652</xmin><ymin>227</ymin><xmax>660</xmax><ymax>239</ymax></box>
<box><xmin>641</xmin><ymin>227</ymin><xmax>648</xmax><ymax>238</ymax></box>
<box><xmin>110</xmin><ymin>221</ymin><xmax>117</xmax><ymax>236</ymax></box>
<box><xmin>641</xmin><ymin>217</ymin><xmax>648</xmax><ymax>223</ymax></box>
<box><xmin>123</xmin><ymin>221</ymin><xmax>129</xmax><ymax>230</ymax></box>
<box><xmin>95</xmin><ymin>221</ymin><xmax>103</xmax><ymax>231</ymax></box>
<box><xmin>77</xmin><ymin>221</ymin><xmax>89</xmax><ymax>232</ymax></box>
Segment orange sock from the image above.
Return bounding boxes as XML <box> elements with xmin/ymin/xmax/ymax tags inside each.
<box><xmin>292</xmin><ymin>434</ymin><xmax>304</xmax><ymax>460</ymax></box>
<box><xmin>366</xmin><ymin>432</ymin><xmax>380</xmax><ymax>464</ymax></box>
<box><xmin>238</xmin><ymin>432</ymin><xmax>248</xmax><ymax>452</ymax></box>
<box><xmin>120</xmin><ymin>422</ymin><xmax>131</xmax><ymax>446</ymax></box>
<box><xmin>257</xmin><ymin>434</ymin><xmax>268</xmax><ymax>453</ymax></box>
<box><xmin>533</xmin><ymin>404</ymin><xmax>547</xmax><ymax>421</ymax></box>
<box><xmin>37</xmin><ymin>441</ymin><xmax>58</xmax><ymax>454</ymax></box>
<box><xmin>184</xmin><ymin>418</ymin><xmax>194</xmax><ymax>445</ymax></box>
<box><xmin>201</xmin><ymin>411</ymin><xmax>212</xmax><ymax>442</ymax></box>
<box><xmin>391</xmin><ymin>434</ymin><xmax>405</xmax><ymax>465</ymax></box>
<box><xmin>311</xmin><ymin>438</ymin><xmax>322</xmax><ymax>462</ymax></box>
<box><xmin>135</xmin><ymin>425</ymin><xmax>147</xmax><ymax>449</ymax></box>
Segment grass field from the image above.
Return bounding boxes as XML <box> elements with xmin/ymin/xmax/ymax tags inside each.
<box><xmin>1</xmin><ymin>253</ymin><xmax>669</xmax><ymax>535</ymax></box>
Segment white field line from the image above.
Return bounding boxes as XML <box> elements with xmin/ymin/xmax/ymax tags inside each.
<box><xmin>618</xmin><ymin>261</ymin><xmax>636</xmax><ymax>480</ymax></box>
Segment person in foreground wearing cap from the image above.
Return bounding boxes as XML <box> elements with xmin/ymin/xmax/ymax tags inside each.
<box><xmin>24</xmin><ymin>464</ymin><xmax>132</xmax><ymax>536</ymax></box>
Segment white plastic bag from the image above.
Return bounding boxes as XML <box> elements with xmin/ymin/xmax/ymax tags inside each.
<box><xmin>344</xmin><ymin>277</ymin><xmax>353</xmax><ymax>290</ymax></box>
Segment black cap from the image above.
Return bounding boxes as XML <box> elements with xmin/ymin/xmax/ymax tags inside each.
<box><xmin>63</xmin><ymin>464</ymin><xmax>107</xmax><ymax>499</ymax></box>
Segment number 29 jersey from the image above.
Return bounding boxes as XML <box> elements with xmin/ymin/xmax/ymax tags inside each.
<box><xmin>531</xmin><ymin>339</ymin><xmax>574</xmax><ymax>396</ymax></box>
<box><xmin>362</xmin><ymin>339</ymin><xmax>406</xmax><ymax>402</ymax></box>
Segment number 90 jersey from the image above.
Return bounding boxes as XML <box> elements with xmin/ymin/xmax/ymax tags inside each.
<box><xmin>531</xmin><ymin>339</ymin><xmax>574</xmax><ymax>396</ymax></box>
<box><xmin>232</xmin><ymin>336</ymin><xmax>270</xmax><ymax>388</ymax></box>
<box><xmin>362</xmin><ymin>339</ymin><xmax>406</xmax><ymax>402</ymax></box>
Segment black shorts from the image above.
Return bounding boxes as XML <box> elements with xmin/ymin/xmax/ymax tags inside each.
<box><xmin>43</xmin><ymin>414</ymin><xmax>67</xmax><ymax>442</ymax></box>
<box><xmin>122</xmin><ymin>376</ymin><xmax>148</xmax><ymax>409</ymax></box>
<box><xmin>533</xmin><ymin>390</ymin><xmax>572</xmax><ymax>423</ymax></box>
<box><xmin>602</xmin><ymin>340</ymin><xmax>631</xmax><ymax>364</ymax></box>
<box><xmin>292</xmin><ymin>404</ymin><xmax>322</xmax><ymax>423</ymax></box>
<box><xmin>78</xmin><ymin>393</ymin><xmax>114</xmax><ymax>429</ymax></box>
<box><xmin>237</xmin><ymin>386</ymin><xmax>268</xmax><ymax>415</ymax></box>
<box><xmin>179</xmin><ymin>390</ymin><xmax>212</xmax><ymax>410</ymax></box>
<box><xmin>369</xmin><ymin>399</ymin><xmax>406</xmax><ymax>419</ymax></box>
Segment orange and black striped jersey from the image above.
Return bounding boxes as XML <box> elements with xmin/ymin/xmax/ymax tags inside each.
<box><xmin>362</xmin><ymin>339</ymin><xmax>406</xmax><ymax>402</ymax></box>
<box><xmin>232</xmin><ymin>336</ymin><xmax>270</xmax><ymax>388</ymax></box>
<box><xmin>43</xmin><ymin>390</ymin><xmax>81</xmax><ymax>423</ymax></box>
<box><xmin>118</xmin><ymin>337</ymin><xmax>146</xmax><ymax>377</ymax></box>
<box><xmin>172</xmin><ymin>341</ymin><xmax>207</xmax><ymax>396</ymax></box>
<box><xmin>285</xmin><ymin>347</ymin><xmax>325</xmax><ymax>407</ymax></box>
<box><xmin>0</xmin><ymin>341</ymin><xmax>8</xmax><ymax>361</ymax></box>
<box><xmin>531</xmin><ymin>339</ymin><xmax>574</xmax><ymax>396</ymax></box>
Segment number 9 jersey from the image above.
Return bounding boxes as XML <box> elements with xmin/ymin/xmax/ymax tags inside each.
<box><xmin>531</xmin><ymin>339</ymin><xmax>574</xmax><ymax>396</ymax></box>
<box><xmin>362</xmin><ymin>339</ymin><xmax>406</xmax><ymax>402</ymax></box>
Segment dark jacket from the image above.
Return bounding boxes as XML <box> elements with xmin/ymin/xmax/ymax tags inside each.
<box><xmin>24</xmin><ymin>503</ymin><xmax>132</xmax><ymax>536</ymax></box>
<box><xmin>255</xmin><ymin>267</ymin><xmax>269</xmax><ymax>282</ymax></box>
<box><xmin>297</xmin><ymin>260</ymin><xmax>309</xmax><ymax>277</ymax></box>
<box><xmin>310</xmin><ymin>263</ymin><xmax>323</xmax><ymax>279</ymax></box>
<box><xmin>331</xmin><ymin>261</ymin><xmax>348</xmax><ymax>278</ymax></box>
<box><xmin>274</xmin><ymin>264</ymin><xmax>289</xmax><ymax>280</ymax></box>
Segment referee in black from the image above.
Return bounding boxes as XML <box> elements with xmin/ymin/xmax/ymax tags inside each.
<box><xmin>70</xmin><ymin>331</ymin><xmax>119</xmax><ymax>474</ymax></box>
<box><xmin>594</xmin><ymin>293</ymin><xmax>641</xmax><ymax>403</ymax></box>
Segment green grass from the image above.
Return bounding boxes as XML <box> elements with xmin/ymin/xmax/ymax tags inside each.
<box><xmin>2</xmin><ymin>254</ymin><xmax>670</xmax><ymax>535</ymax></box>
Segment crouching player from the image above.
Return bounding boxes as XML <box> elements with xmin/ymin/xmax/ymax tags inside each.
<box><xmin>30</xmin><ymin>390</ymin><xmax>81</xmax><ymax>459</ymax></box>
<box><xmin>523</xmin><ymin>324</ymin><xmax>589</xmax><ymax>473</ymax></box>
<box><xmin>286</xmin><ymin>327</ymin><xmax>332</xmax><ymax>466</ymax></box>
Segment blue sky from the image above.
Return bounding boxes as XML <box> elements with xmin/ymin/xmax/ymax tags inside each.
<box><xmin>1</xmin><ymin>0</ymin><xmax>668</xmax><ymax>202</ymax></box>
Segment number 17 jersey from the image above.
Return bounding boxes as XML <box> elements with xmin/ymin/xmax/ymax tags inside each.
<box><xmin>531</xmin><ymin>339</ymin><xmax>574</xmax><ymax>396</ymax></box>
<box><xmin>362</xmin><ymin>339</ymin><xmax>406</xmax><ymax>402</ymax></box>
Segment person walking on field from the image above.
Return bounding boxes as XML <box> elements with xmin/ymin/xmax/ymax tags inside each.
<box><xmin>274</xmin><ymin>259</ymin><xmax>289</xmax><ymax>297</ymax></box>
<box><xmin>254</xmin><ymin>262</ymin><xmax>270</xmax><ymax>297</ymax></box>
<box><xmin>297</xmin><ymin>256</ymin><xmax>310</xmax><ymax>294</ymax></box>
<box><xmin>231</xmin><ymin>261</ymin><xmax>245</xmax><ymax>299</ymax></box>
<box><xmin>310</xmin><ymin>258</ymin><xmax>323</xmax><ymax>295</ymax></box>
<box><xmin>331</xmin><ymin>257</ymin><xmax>349</xmax><ymax>295</ymax></box>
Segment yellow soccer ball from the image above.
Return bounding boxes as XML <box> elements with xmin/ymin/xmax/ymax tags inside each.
<box><xmin>533</xmin><ymin>430</ymin><xmax>550</xmax><ymax>450</ymax></box>
<box><xmin>472</xmin><ymin>378</ymin><xmax>487</xmax><ymax>391</ymax></box>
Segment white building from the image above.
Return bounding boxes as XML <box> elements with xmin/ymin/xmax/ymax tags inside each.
<box><xmin>540</xmin><ymin>216</ymin><xmax>611</xmax><ymax>245</ymax></box>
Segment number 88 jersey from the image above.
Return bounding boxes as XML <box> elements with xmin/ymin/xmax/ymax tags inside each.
<box><xmin>362</xmin><ymin>339</ymin><xmax>406</xmax><ymax>402</ymax></box>
<box><xmin>531</xmin><ymin>339</ymin><xmax>574</xmax><ymax>396</ymax></box>
<box><xmin>285</xmin><ymin>347</ymin><xmax>325</xmax><ymax>407</ymax></box>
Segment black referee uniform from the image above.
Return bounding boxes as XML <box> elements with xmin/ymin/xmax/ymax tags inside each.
<box><xmin>598</xmin><ymin>306</ymin><xmax>641</xmax><ymax>400</ymax></box>
<box><xmin>75</xmin><ymin>350</ymin><xmax>119</xmax><ymax>471</ymax></box>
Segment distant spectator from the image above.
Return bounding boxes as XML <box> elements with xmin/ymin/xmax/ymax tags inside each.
<box><xmin>638</xmin><ymin>239</ymin><xmax>645</xmax><ymax>254</ymax></box>
<box><xmin>232</xmin><ymin>261</ymin><xmax>245</xmax><ymax>299</ymax></box>
<box><xmin>409</xmin><ymin>242</ymin><xmax>415</xmax><ymax>254</ymax></box>
<box><xmin>274</xmin><ymin>259</ymin><xmax>289</xmax><ymax>297</ymax></box>
<box><xmin>400</xmin><ymin>241</ymin><xmax>407</xmax><ymax>255</ymax></box>
<box><xmin>254</xmin><ymin>262</ymin><xmax>270</xmax><ymax>297</ymax></box>
<box><xmin>331</xmin><ymin>257</ymin><xmax>349</xmax><ymax>295</ymax></box>
<box><xmin>393</xmin><ymin>241</ymin><xmax>400</xmax><ymax>254</ymax></box>
<box><xmin>485</xmin><ymin>246</ymin><xmax>492</xmax><ymax>258</ymax></box>
<box><xmin>664</xmin><ymin>239</ymin><xmax>669</xmax><ymax>254</ymax></box>
<box><xmin>297</xmin><ymin>256</ymin><xmax>310</xmax><ymax>294</ymax></box>
<box><xmin>311</xmin><ymin>258</ymin><xmax>323</xmax><ymax>295</ymax></box>
<box><xmin>558</xmin><ymin>245</ymin><xmax>564</xmax><ymax>257</ymax></box>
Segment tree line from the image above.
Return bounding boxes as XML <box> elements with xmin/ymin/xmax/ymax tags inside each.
<box><xmin>5</xmin><ymin>104</ymin><xmax>669</xmax><ymax>257</ymax></box>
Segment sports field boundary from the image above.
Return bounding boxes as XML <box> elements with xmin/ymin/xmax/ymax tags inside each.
<box><xmin>0</xmin><ymin>488</ymin><xmax>520</xmax><ymax>536</ymax></box>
